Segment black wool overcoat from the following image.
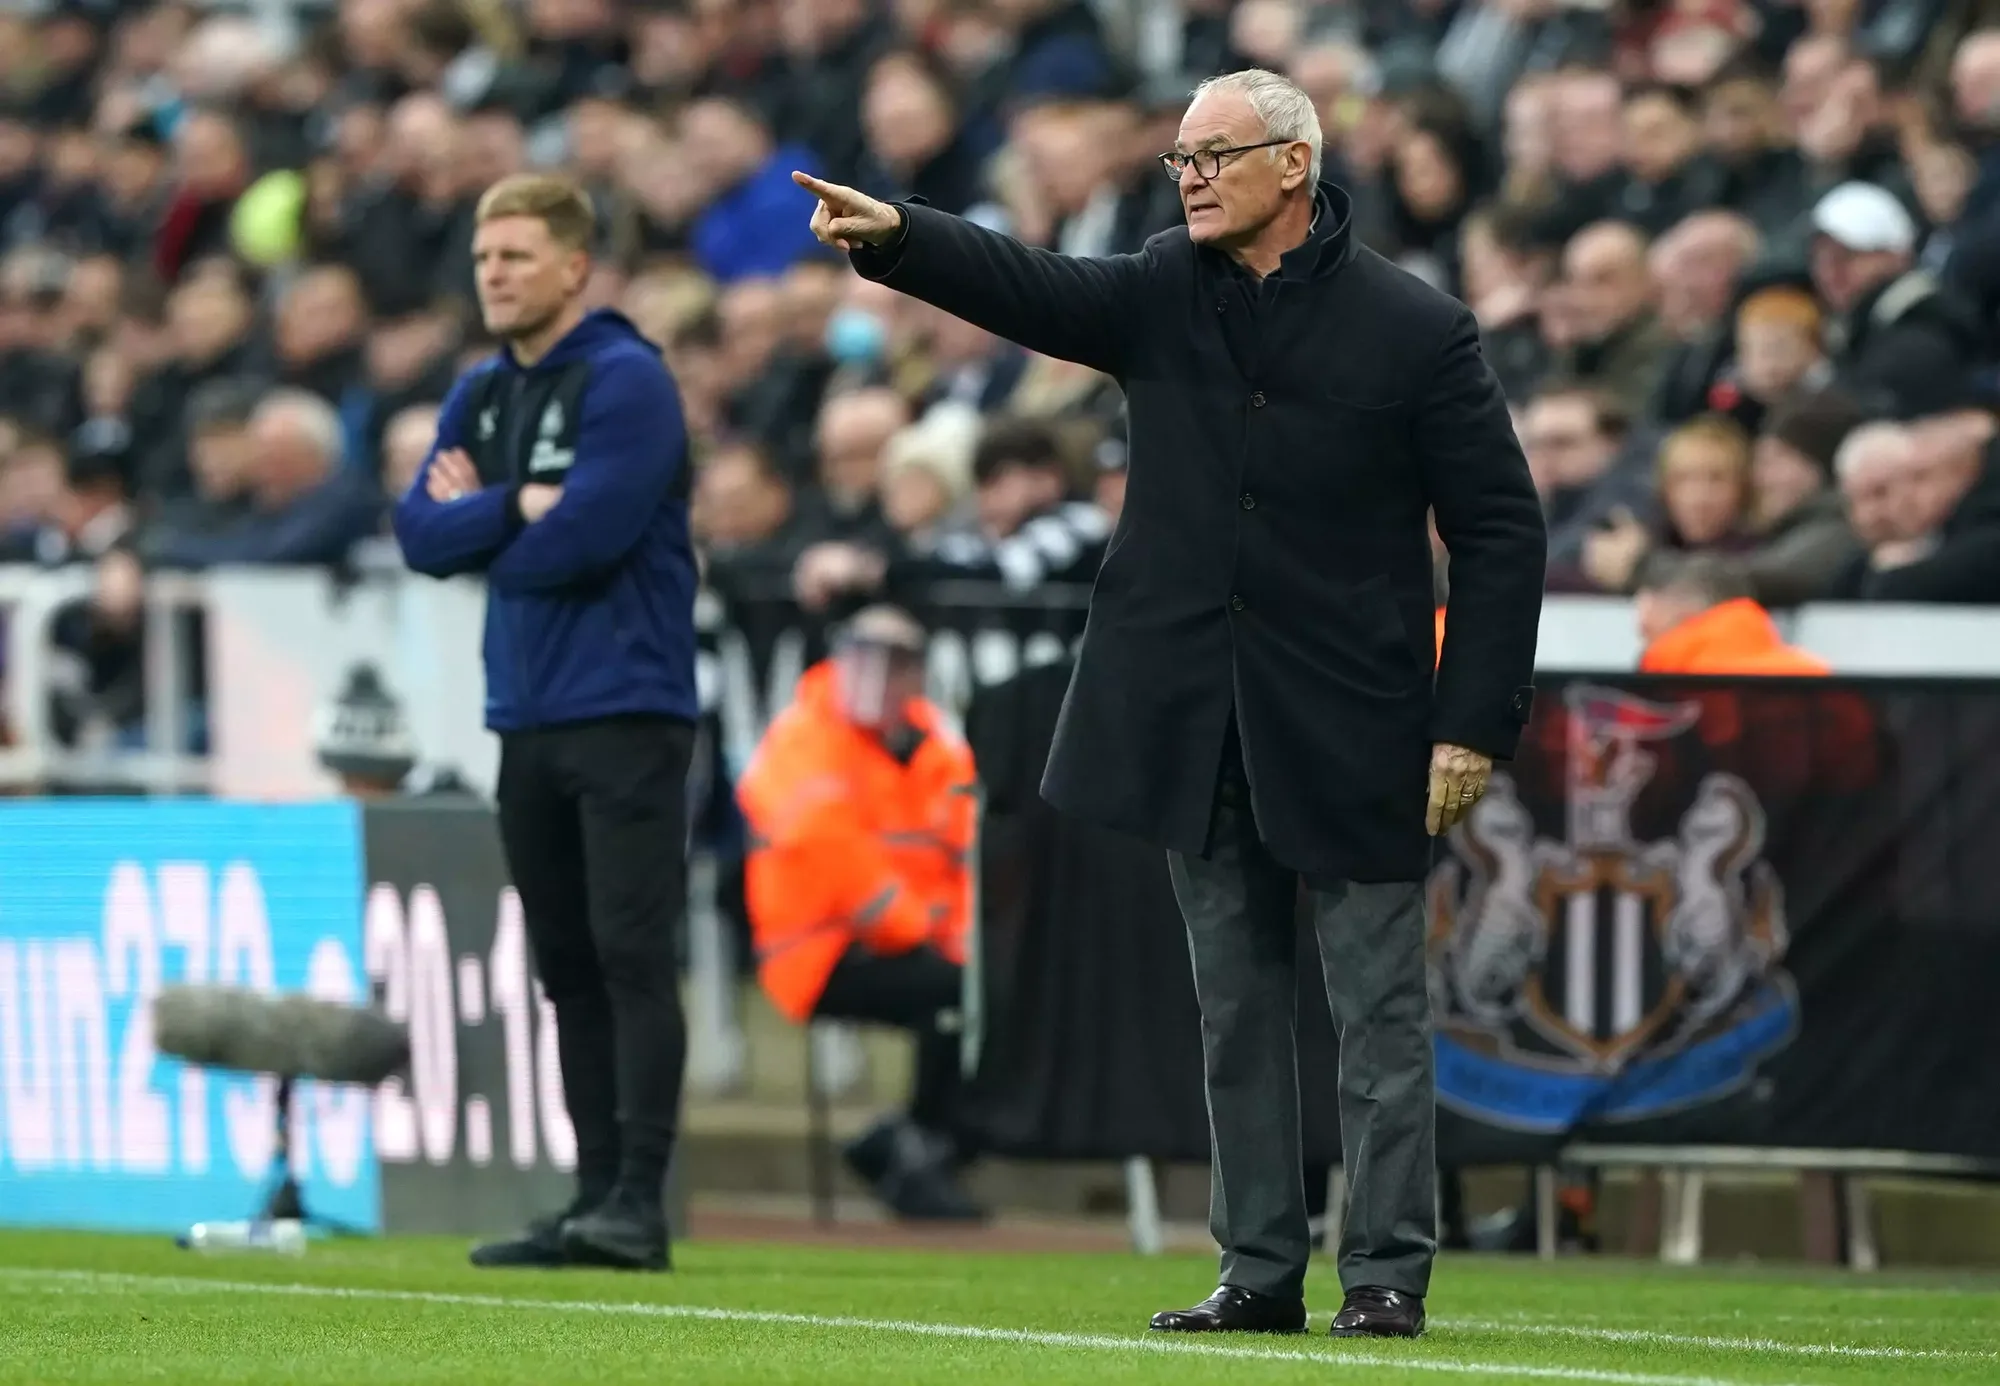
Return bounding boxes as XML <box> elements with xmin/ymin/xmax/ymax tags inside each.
<box><xmin>853</xmin><ymin>184</ymin><xmax>1547</xmax><ymax>882</ymax></box>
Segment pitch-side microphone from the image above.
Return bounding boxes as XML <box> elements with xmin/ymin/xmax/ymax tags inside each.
<box><xmin>153</xmin><ymin>985</ymin><xmax>409</xmax><ymax>1085</ymax></box>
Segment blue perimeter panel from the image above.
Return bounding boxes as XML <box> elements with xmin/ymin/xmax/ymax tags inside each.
<box><xmin>0</xmin><ymin>801</ymin><xmax>378</xmax><ymax>1233</ymax></box>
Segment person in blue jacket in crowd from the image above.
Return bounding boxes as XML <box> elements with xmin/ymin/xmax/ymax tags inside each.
<box><xmin>394</xmin><ymin>172</ymin><xmax>696</xmax><ymax>1275</ymax></box>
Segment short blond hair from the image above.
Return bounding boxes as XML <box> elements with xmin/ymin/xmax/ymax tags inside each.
<box><xmin>475</xmin><ymin>174</ymin><xmax>596</xmax><ymax>251</ymax></box>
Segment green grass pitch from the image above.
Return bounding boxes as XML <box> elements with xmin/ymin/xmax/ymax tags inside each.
<box><xmin>1</xmin><ymin>1230</ymin><xmax>1995</xmax><ymax>1384</ymax></box>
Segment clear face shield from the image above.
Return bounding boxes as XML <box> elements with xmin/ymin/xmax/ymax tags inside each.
<box><xmin>832</xmin><ymin>638</ymin><xmax>927</xmax><ymax>731</ymax></box>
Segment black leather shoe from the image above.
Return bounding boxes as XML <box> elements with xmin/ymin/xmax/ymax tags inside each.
<box><xmin>1329</xmin><ymin>1286</ymin><xmax>1424</xmax><ymax>1338</ymax></box>
<box><xmin>1151</xmin><ymin>1286</ymin><xmax>1307</xmax><ymax>1334</ymax></box>
<box><xmin>469</xmin><ymin>1192</ymin><xmax>603</xmax><ymax>1269</ymax></box>
<box><xmin>559</xmin><ymin>1185</ymin><xmax>670</xmax><ymax>1271</ymax></box>
<box><xmin>842</xmin><ymin>1117</ymin><xmax>905</xmax><ymax>1189</ymax></box>
<box><xmin>881</xmin><ymin>1160</ymin><xmax>988</xmax><ymax>1222</ymax></box>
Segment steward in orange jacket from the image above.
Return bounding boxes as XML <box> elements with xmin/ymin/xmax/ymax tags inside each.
<box><xmin>738</xmin><ymin>661</ymin><xmax>975</xmax><ymax>1023</ymax></box>
<box><xmin>1639</xmin><ymin>596</ymin><xmax>1830</xmax><ymax>675</ymax></box>
<box><xmin>734</xmin><ymin>605</ymin><xmax>983</xmax><ymax>1221</ymax></box>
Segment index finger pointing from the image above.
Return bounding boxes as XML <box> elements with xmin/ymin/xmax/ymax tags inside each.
<box><xmin>791</xmin><ymin>171</ymin><xmax>840</xmax><ymax>198</ymax></box>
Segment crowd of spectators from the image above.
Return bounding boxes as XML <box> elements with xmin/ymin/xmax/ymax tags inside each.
<box><xmin>5</xmin><ymin>0</ymin><xmax>2000</xmax><ymax>751</ymax></box>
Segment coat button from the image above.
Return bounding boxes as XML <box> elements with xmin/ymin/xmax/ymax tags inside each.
<box><xmin>1239</xmin><ymin>493</ymin><xmax>1255</xmax><ymax>509</ymax></box>
<box><xmin>1230</xmin><ymin>594</ymin><xmax>1245</xmax><ymax>612</ymax></box>
<box><xmin>1250</xmin><ymin>391</ymin><xmax>1266</xmax><ymax>407</ymax></box>
<box><xmin>1216</xmin><ymin>300</ymin><xmax>1227</xmax><ymax>314</ymax></box>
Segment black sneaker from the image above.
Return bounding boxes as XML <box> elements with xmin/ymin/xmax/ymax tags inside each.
<box><xmin>470</xmin><ymin>1193</ymin><xmax>602</xmax><ymax>1269</ymax></box>
<box><xmin>559</xmin><ymin>1184</ymin><xmax>670</xmax><ymax>1271</ymax></box>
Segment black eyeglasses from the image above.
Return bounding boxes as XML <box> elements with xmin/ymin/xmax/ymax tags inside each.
<box><xmin>1158</xmin><ymin>140</ymin><xmax>1291</xmax><ymax>182</ymax></box>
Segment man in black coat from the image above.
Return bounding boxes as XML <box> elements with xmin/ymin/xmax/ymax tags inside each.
<box><xmin>797</xmin><ymin>68</ymin><xmax>1545</xmax><ymax>1338</ymax></box>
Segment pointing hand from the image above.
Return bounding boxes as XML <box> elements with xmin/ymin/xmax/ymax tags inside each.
<box><xmin>793</xmin><ymin>171</ymin><xmax>902</xmax><ymax>252</ymax></box>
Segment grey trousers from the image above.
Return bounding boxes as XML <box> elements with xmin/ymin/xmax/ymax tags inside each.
<box><xmin>1168</xmin><ymin>784</ymin><xmax>1438</xmax><ymax>1301</ymax></box>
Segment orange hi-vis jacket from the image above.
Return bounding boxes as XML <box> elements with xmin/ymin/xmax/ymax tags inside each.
<box><xmin>1639</xmin><ymin>598</ymin><xmax>1831</xmax><ymax>676</ymax></box>
<box><xmin>736</xmin><ymin>661</ymin><xmax>977</xmax><ymax>1023</ymax></box>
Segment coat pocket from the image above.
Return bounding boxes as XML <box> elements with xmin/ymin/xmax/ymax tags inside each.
<box><xmin>1325</xmin><ymin>573</ymin><xmax>1425</xmax><ymax>699</ymax></box>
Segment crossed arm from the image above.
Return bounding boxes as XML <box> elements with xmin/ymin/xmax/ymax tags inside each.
<box><xmin>393</xmin><ymin>357</ymin><xmax>688</xmax><ymax>587</ymax></box>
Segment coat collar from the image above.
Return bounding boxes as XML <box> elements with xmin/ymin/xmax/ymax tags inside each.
<box><xmin>1199</xmin><ymin>181</ymin><xmax>1356</xmax><ymax>283</ymax></box>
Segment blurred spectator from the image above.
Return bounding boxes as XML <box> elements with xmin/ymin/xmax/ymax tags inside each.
<box><xmin>129</xmin><ymin>266</ymin><xmax>260</xmax><ymax>504</ymax></box>
<box><xmin>1701</xmin><ymin>61</ymin><xmax>1810</xmax><ymax>237</ymax></box>
<box><xmin>682</xmin><ymin>97</ymin><xmax>828</xmax><ymax>284</ymax></box>
<box><xmin>1711</xmin><ymin>285</ymin><xmax>1833</xmax><ymax>432</ymax></box>
<box><xmin>1585</xmin><ymin>414</ymin><xmax>1756</xmax><ymax>593</ymax></box>
<box><xmin>1744</xmin><ymin>390</ymin><xmax>1868</xmax><ymax>607</ymax></box>
<box><xmin>1617</xmin><ymin>84</ymin><xmax>1725</xmax><ymax>237</ymax></box>
<box><xmin>776</xmin><ymin>0</ymin><xmax>899</xmax><ymax>189</ymax></box>
<box><xmin>0</xmin><ymin>426</ymin><xmax>130</xmax><ymax>566</ymax></box>
<box><xmin>991</xmin><ymin>0</ymin><xmax>1118</xmax><ymax>109</ymax></box>
<box><xmin>1535</xmin><ymin>72</ymin><xmax>1629</xmax><ymax>246</ymax></box>
<box><xmin>274</xmin><ymin>263</ymin><xmax>369</xmax><ymax>403</ymax></box>
<box><xmin>1810</xmin><ymin>181</ymin><xmax>1981</xmax><ymax>418</ymax></box>
<box><xmin>695</xmin><ymin>439</ymin><xmax>818</xmax><ymax>591</ymax></box>
<box><xmin>157</xmin><ymin>107</ymin><xmax>252</xmax><ymax>285</ymax></box>
<box><xmin>858</xmin><ymin>49</ymin><xmax>987</xmax><ymax>216</ymax></box>
<box><xmin>1831</xmin><ymin>419</ymin><xmax>1922</xmax><ymax>586</ymax></box>
<box><xmin>879</xmin><ymin>402</ymin><xmax>980</xmax><ymax>543</ymax></box>
<box><xmin>1550</xmin><ymin>220</ymin><xmax>1671</xmax><ymax>418</ymax></box>
<box><xmin>1635</xmin><ymin>551</ymin><xmax>1831</xmax><ymax>675</ymax></box>
<box><xmin>916</xmin><ymin>304</ymin><xmax>1025</xmax><ymax>414</ymax></box>
<box><xmin>902</xmin><ymin>413</ymin><xmax>1108</xmax><ymax>590</ymax></box>
<box><xmin>1648</xmin><ymin>211</ymin><xmax>1760</xmax><ymax>423</ymax></box>
<box><xmin>381</xmin><ymin>401</ymin><xmax>440</xmax><ymax>504</ymax></box>
<box><xmin>807</xmin><ymin>385</ymin><xmax>907</xmax><ymax>541</ymax></box>
<box><xmin>46</xmin><ymin>542</ymin><xmax>150</xmax><ymax>752</ymax></box>
<box><xmin>1381</xmin><ymin>112</ymin><xmax>1479</xmax><ymax>294</ymax></box>
<box><xmin>731</xmin><ymin>260</ymin><xmax>844</xmax><ymax>479</ymax></box>
<box><xmin>1459</xmin><ymin>204</ymin><xmax>1555</xmax><ymax>402</ymax></box>
<box><xmin>144</xmin><ymin>386</ymin><xmax>380</xmax><ymax>569</ymax></box>
<box><xmin>1523</xmin><ymin>381</ymin><xmax>1654</xmax><ymax>590</ymax></box>
<box><xmin>1857</xmin><ymin>406</ymin><xmax>2000</xmax><ymax>601</ymax></box>
<box><xmin>0</xmin><ymin>245</ymin><xmax>85</xmax><ymax>438</ymax></box>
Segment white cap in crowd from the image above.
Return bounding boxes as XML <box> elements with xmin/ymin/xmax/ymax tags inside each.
<box><xmin>1811</xmin><ymin>182</ymin><xmax>1918</xmax><ymax>255</ymax></box>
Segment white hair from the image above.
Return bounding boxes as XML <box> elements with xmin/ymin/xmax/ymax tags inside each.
<box><xmin>255</xmin><ymin>387</ymin><xmax>345</xmax><ymax>467</ymax></box>
<box><xmin>1189</xmin><ymin>68</ymin><xmax>1324</xmax><ymax>188</ymax></box>
<box><xmin>1833</xmin><ymin>421</ymin><xmax>1913</xmax><ymax>482</ymax></box>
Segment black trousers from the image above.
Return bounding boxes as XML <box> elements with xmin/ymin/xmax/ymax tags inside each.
<box><xmin>814</xmin><ymin>945</ymin><xmax>964</xmax><ymax>1144</ymax></box>
<box><xmin>496</xmin><ymin>714</ymin><xmax>694</xmax><ymax>1207</ymax></box>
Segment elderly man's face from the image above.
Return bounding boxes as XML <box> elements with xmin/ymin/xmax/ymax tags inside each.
<box><xmin>816</xmin><ymin>391</ymin><xmax>906</xmax><ymax>498</ymax></box>
<box><xmin>1563</xmin><ymin>226</ymin><xmax>1652</xmax><ymax>342</ymax></box>
<box><xmin>1171</xmin><ymin>90</ymin><xmax>1311</xmax><ymax>248</ymax></box>
<box><xmin>1810</xmin><ymin>239</ymin><xmax>1903</xmax><ymax>315</ymax></box>
<box><xmin>1840</xmin><ymin>450</ymin><xmax>1907</xmax><ymax>545</ymax></box>
<box><xmin>1651</xmin><ymin>220</ymin><xmax>1749</xmax><ymax>336</ymax></box>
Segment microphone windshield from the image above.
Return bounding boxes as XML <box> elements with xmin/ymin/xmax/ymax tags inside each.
<box><xmin>153</xmin><ymin>985</ymin><xmax>409</xmax><ymax>1085</ymax></box>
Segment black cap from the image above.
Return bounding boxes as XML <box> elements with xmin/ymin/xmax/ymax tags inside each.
<box><xmin>1762</xmin><ymin>389</ymin><xmax>1869</xmax><ymax>475</ymax></box>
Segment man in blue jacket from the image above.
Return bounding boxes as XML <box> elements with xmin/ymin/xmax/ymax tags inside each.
<box><xmin>394</xmin><ymin>173</ymin><xmax>696</xmax><ymax>1273</ymax></box>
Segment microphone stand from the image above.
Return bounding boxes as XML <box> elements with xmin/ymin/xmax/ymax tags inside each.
<box><xmin>256</xmin><ymin>1074</ymin><xmax>367</xmax><ymax>1238</ymax></box>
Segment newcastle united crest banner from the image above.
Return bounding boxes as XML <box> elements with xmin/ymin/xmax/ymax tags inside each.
<box><xmin>963</xmin><ymin>666</ymin><xmax>2000</xmax><ymax>1166</ymax></box>
<box><xmin>1424</xmin><ymin>675</ymin><xmax>2000</xmax><ymax>1165</ymax></box>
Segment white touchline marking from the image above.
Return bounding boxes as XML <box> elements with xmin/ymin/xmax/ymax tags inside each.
<box><xmin>1435</xmin><ymin>1318</ymin><xmax>1985</xmax><ymax>1361</ymax></box>
<box><xmin>0</xmin><ymin>1267</ymin><xmax>1807</xmax><ymax>1386</ymax></box>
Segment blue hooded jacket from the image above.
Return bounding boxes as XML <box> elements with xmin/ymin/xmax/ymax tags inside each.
<box><xmin>392</xmin><ymin>310</ymin><xmax>698</xmax><ymax>732</ymax></box>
